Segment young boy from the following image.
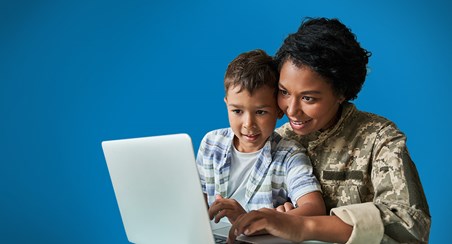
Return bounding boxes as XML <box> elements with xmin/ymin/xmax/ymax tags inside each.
<box><xmin>196</xmin><ymin>49</ymin><xmax>325</xmax><ymax>225</ymax></box>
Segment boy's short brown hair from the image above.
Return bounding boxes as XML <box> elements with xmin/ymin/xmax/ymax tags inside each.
<box><xmin>224</xmin><ymin>49</ymin><xmax>278</xmax><ymax>96</ymax></box>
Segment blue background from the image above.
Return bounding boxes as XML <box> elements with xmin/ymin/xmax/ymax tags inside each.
<box><xmin>1</xmin><ymin>0</ymin><xmax>450</xmax><ymax>243</ymax></box>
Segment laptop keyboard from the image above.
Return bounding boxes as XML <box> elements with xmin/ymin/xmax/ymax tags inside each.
<box><xmin>214</xmin><ymin>235</ymin><xmax>253</xmax><ymax>244</ymax></box>
<box><xmin>214</xmin><ymin>235</ymin><xmax>228</xmax><ymax>244</ymax></box>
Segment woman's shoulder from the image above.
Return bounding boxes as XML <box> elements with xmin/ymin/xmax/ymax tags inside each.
<box><xmin>275</xmin><ymin>123</ymin><xmax>302</xmax><ymax>140</ymax></box>
<box><xmin>345</xmin><ymin>105</ymin><xmax>405</xmax><ymax>139</ymax></box>
<box><xmin>351</xmin><ymin>106</ymin><xmax>398</xmax><ymax>127</ymax></box>
<box><xmin>268</xmin><ymin>131</ymin><xmax>308</xmax><ymax>160</ymax></box>
<box><xmin>270</xmin><ymin>131</ymin><xmax>305</xmax><ymax>149</ymax></box>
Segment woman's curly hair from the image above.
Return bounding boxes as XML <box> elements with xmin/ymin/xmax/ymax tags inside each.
<box><xmin>275</xmin><ymin>17</ymin><xmax>371</xmax><ymax>101</ymax></box>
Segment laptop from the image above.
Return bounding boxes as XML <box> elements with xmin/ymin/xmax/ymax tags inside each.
<box><xmin>102</xmin><ymin>133</ymin><xmax>325</xmax><ymax>244</ymax></box>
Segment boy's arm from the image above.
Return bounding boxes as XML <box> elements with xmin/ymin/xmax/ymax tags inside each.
<box><xmin>282</xmin><ymin>142</ymin><xmax>325</xmax><ymax>216</ymax></box>
<box><xmin>288</xmin><ymin>191</ymin><xmax>325</xmax><ymax>216</ymax></box>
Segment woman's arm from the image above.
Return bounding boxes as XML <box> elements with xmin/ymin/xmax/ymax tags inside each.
<box><xmin>228</xmin><ymin>209</ymin><xmax>353</xmax><ymax>244</ymax></box>
<box><xmin>323</xmin><ymin>123</ymin><xmax>430</xmax><ymax>243</ymax></box>
<box><xmin>368</xmin><ymin>124</ymin><xmax>431</xmax><ymax>242</ymax></box>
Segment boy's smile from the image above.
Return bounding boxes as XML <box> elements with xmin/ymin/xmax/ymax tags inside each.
<box><xmin>243</xmin><ymin>133</ymin><xmax>259</xmax><ymax>141</ymax></box>
<box><xmin>225</xmin><ymin>85</ymin><xmax>280</xmax><ymax>153</ymax></box>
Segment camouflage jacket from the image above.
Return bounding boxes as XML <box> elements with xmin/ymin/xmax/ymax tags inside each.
<box><xmin>276</xmin><ymin>102</ymin><xmax>430</xmax><ymax>244</ymax></box>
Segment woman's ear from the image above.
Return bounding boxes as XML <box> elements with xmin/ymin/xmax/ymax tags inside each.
<box><xmin>277</xmin><ymin>109</ymin><xmax>284</xmax><ymax>119</ymax></box>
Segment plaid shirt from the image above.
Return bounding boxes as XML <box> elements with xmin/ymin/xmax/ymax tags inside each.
<box><xmin>196</xmin><ymin>128</ymin><xmax>321</xmax><ymax>211</ymax></box>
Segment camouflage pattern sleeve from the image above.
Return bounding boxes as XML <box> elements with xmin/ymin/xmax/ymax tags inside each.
<box><xmin>371</xmin><ymin>122</ymin><xmax>430</xmax><ymax>243</ymax></box>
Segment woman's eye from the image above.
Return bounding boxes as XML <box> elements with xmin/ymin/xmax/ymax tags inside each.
<box><xmin>279</xmin><ymin>89</ymin><xmax>289</xmax><ymax>96</ymax></box>
<box><xmin>256</xmin><ymin>110</ymin><xmax>267</xmax><ymax>115</ymax></box>
<box><xmin>302</xmin><ymin>96</ymin><xmax>315</xmax><ymax>102</ymax></box>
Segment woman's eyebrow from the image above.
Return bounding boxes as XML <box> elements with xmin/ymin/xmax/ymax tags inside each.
<box><xmin>278</xmin><ymin>84</ymin><xmax>321</xmax><ymax>95</ymax></box>
<box><xmin>300</xmin><ymin>90</ymin><xmax>321</xmax><ymax>95</ymax></box>
<box><xmin>279</xmin><ymin>87</ymin><xmax>321</xmax><ymax>96</ymax></box>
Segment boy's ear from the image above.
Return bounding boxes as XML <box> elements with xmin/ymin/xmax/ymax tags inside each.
<box><xmin>224</xmin><ymin>97</ymin><xmax>227</xmax><ymax>104</ymax></box>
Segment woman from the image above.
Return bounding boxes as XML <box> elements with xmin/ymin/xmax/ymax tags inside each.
<box><xmin>228</xmin><ymin>17</ymin><xmax>430</xmax><ymax>244</ymax></box>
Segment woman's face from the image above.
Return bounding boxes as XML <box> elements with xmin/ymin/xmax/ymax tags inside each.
<box><xmin>278</xmin><ymin>60</ymin><xmax>344</xmax><ymax>136</ymax></box>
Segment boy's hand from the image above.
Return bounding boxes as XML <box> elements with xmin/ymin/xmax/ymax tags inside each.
<box><xmin>275</xmin><ymin>202</ymin><xmax>295</xmax><ymax>212</ymax></box>
<box><xmin>208</xmin><ymin>195</ymin><xmax>246</xmax><ymax>224</ymax></box>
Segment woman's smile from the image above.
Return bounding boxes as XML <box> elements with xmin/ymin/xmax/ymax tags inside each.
<box><xmin>289</xmin><ymin>118</ymin><xmax>313</xmax><ymax>130</ymax></box>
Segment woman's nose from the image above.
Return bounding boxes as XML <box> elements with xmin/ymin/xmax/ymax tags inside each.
<box><xmin>286</xmin><ymin>97</ymin><xmax>301</xmax><ymax>117</ymax></box>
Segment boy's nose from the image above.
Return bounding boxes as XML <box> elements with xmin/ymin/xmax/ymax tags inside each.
<box><xmin>243</xmin><ymin>123</ymin><xmax>257</xmax><ymax>129</ymax></box>
<box><xmin>243</xmin><ymin>115</ymin><xmax>256</xmax><ymax>129</ymax></box>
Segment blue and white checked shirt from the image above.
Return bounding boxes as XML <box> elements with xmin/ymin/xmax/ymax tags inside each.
<box><xmin>196</xmin><ymin>128</ymin><xmax>321</xmax><ymax>211</ymax></box>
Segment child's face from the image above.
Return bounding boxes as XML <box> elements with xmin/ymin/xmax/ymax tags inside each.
<box><xmin>224</xmin><ymin>85</ymin><xmax>281</xmax><ymax>153</ymax></box>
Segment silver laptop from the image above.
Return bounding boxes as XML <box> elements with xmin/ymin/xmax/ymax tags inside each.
<box><xmin>102</xmin><ymin>133</ymin><xmax>324</xmax><ymax>244</ymax></box>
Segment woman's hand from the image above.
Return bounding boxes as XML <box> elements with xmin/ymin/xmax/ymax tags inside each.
<box><xmin>208</xmin><ymin>195</ymin><xmax>246</xmax><ymax>224</ymax></box>
<box><xmin>228</xmin><ymin>208</ymin><xmax>354</xmax><ymax>244</ymax></box>
<box><xmin>227</xmin><ymin>208</ymin><xmax>307</xmax><ymax>244</ymax></box>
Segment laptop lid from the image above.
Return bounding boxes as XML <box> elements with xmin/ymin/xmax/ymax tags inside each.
<box><xmin>102</xmin><ymin>134</ymin><xmax>215</xmax><ymax>244</ymax></box>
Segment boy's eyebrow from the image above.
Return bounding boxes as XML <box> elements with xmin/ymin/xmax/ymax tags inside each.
<box><xmin>227</xmin><ymin>103</ymin><xmax>242</xmax><ymax>108</ymax></box>
<box><xmin>227</xmin><ymin>103</ymin><xmax>272</xmax><ymax>109</ymax></box>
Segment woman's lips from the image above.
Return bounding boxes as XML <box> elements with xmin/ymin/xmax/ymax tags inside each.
<box><xmin>290</xmin><ymin>118</ymin><xmax>312</xmax><ymax>129</ymax></box>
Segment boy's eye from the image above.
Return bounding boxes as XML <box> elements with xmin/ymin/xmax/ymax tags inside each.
<box><xmin>232</xmin><ymin>109</ymin><xmax>242</xmax><ymax>114</ymax></box>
